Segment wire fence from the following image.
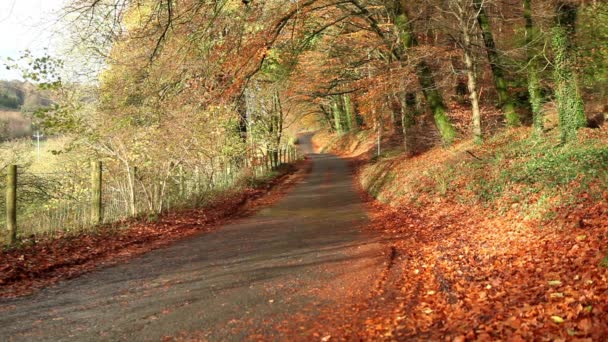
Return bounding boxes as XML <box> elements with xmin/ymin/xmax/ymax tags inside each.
<box><xmin>1</xmin><ymin>145</ymin><xmax>301</xmax><ymax>245</ymax></box>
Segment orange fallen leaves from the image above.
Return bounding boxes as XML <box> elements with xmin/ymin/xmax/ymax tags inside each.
<box><xmin>345</xmin><ymin>160</ymin><xmax>608</xmax><ymax>340</ymax></box>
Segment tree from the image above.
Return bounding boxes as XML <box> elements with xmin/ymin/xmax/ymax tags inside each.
<box><xmin>524</xmin><ymin>0</ymin><xmax>544</xmax><ymax>134</ymax></box>
<box><xmin>439</xmin><ymin>0</ymin><xmax>484</xmax><ymax>143</ymax></box>
<box><xmin>552</xmin><ymin>1</ymin><xmax>586</xmax><ymax>143</ymax></box>
<box><xmin>388</xmin><ymin>0</ymin><xmax>457</xmax><ymax>145</ymax></box>
<box><xmin>472</xmin><ymin>0</ymin><xmax>521</xmax><ymax>127</ymax></box>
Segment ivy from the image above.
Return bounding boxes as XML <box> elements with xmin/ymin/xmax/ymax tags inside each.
<box><xmin>551</xmin><ymin>26</ymin><xmax>586</xmax><ymax>143</ymax></box>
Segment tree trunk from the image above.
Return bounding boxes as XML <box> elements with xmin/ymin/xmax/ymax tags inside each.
<box><xmin>462</xmin><ymin>32</ymin><xmax>483</xmax><ymax>143</ymax></box>
<box><xmin>342</xmin><ymin>94</ymin><xmax>357</xmax><ymax>132</ymax></box>
<box><xmin>524</xmin><ymin>0</ymin><xmax>544</xmax><ymax>135</ymax></box>
<box><xmin>331</xmin><ymin>98</ymin><xmax>343</xmax><ymax>134</ymax></box>
<box><xmin>320</xmin><ymin>105</ymin><xmax>334</xmax><ymax>131</ymax></box>
<box><xmin>473</xmin><ymin>0</ymin><xmax>520</xmax><ymax>127</ymax></box>
<box><xmin>392</xmin><ymin>1</ymin><xmax>456</xmax><ymax>144</ymax></box>
<box><xmin>552</xmin><ymin>2</ymin><xmax>586</xmax><ymax>143</ymax></box>
<box><xmin>377</xmin><ymin>117</ymin><xmax>382</xmax><ymax>157</ymax></box>
<box><xmin>401</xmin><ymin>94</ymin><xmax>416</xmax><ymax>156</ymax></box>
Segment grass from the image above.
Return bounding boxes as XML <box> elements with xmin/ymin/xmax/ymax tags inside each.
<box><xmin>600</xmin><ymin>254</ymin><xmax>608</xmax><ymax>268</ymax></box>
<box><xmin>0</xmin><ymin>135</ymin><xmax>72</xmax><ymax>173</ymax></box>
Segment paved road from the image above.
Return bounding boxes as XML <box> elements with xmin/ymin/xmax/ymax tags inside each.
<box><xmin>0</xmin><ymin>134</ymin><xmax>383</xmax><ymax>341</ymax></box>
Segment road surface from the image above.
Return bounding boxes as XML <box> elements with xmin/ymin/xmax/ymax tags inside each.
<box><xmin>0</xmin><ymin>134</ymin><xmax>383</xmax><ymax>341</ymax></box>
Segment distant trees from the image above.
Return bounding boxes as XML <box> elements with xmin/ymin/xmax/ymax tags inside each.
<box><xmin>0</xmin><ymin>80</ymin><xmax>50</xmax><ymax>111</ymax></box>
<box><xmin>0</xmin><ymin>94</ymin><xmax>20</xmax><ymax>110</ymax></box>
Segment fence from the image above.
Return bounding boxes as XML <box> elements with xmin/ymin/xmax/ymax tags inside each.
<box><xmin>2</xmin><ymin>145</ymin><xmax>301</xmax><ymax>245</ymax></box>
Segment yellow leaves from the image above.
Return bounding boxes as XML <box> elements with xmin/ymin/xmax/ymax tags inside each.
<box><xmin>123</xmin><ymin>2</ymin><xmax>154</xmax><ymax>31</ymax></box>
<box><xmin>550</xmin><ymin>315</ymin><xmax>565</xmax><ymax>324</ymax></box>
<box><xmin>548</xmin><ymin>280</ymin><xmax>563</xmax><ymax>286</ymax></box>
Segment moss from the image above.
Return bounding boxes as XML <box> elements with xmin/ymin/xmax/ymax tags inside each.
<box><xmin>433</xmin><ymin>107</ymin><xmax>457</xmax><ymax>145</ymax></box>
<box><xmin>552</xmin><ymin>26</ymin><xmax>587</xmax><ymax>143</ymax></box>
<box><xmin>600</xmin><ymin>254</ymin><xmax>608</xmax><ymax>268</ymax></box>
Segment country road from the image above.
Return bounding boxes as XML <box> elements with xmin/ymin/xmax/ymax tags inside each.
<box><xmin>0</xmin><ymin>134</ymin><xmax>384</xmax><ymax>341</ymax></box>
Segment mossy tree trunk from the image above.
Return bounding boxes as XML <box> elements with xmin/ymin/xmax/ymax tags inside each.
<box><xmin>342</xmin><ymin>94</ymin><xmax>357</xmax><ymax>132</ymax></box>
<box><xmin>392</xmin><ymin>0</ymin><xmax>456</xmax><ymax>145</ymax></box>
<box><xmin>524</xmin><ymin>0</ymin><xmax>544</xmax><ymax>135</ymax></box>
<box><xmin>552</xmin><ymin>2</ymin><xmax>586</xmax><ymax>143</ymax></box>
<box><xmin>401</xmin><ymin>93</ymin><xmax>416</xmax><ymax>156</ymax></box>
<box><xmin>473</xmin><ymin>0</ymin><xmax>520</xmax><ymax>127</ymax></box>
<box><xmin>331</xmin><ymin>97</ymin><xmax>344</xmax><ymax>134</ymax></box>
<box><xmin>272</xmin><ymin>90</ymin><xmax>283</xmax><ymax>167</ymax></box>
<box><xmin>320</xmin><ymin>105</ymin><xmax>335</xmax><ymax>131</ymax></box>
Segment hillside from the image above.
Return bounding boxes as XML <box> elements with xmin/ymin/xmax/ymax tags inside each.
<box><xmin>0</xmin><ymin>80</ymin><xmax>52</xmax><ymax>140</ymax></box>
<box><xmin>0</xmin><ymin>80</ymin><xmax>50</xmax><ymax>111</ymax></box>
<box><xmin>0</xmin><ymin>110</ymin><xmax>32</xmax><ymax>140</ymax></box>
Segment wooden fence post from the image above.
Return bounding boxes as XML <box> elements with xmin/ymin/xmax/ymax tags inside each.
<box><xmin>91</xmin><ymin>161</ymin><xmax>102</xmax><ymax>225</ymax></box>
<box><xmin>6</xmin><ymin>165</ymin><xmax>17</xmax><ymax>244</ymax></box>
<box><xmin>129</xmin><ymin>166</ymin><xmax>137</xmax><ymax>216</ymax></box>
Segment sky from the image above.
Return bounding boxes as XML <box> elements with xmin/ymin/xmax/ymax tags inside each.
<box><xmin>0</xmin><ymin>0</ymin><xmax>66</xmax><ymax>80</ymax></box>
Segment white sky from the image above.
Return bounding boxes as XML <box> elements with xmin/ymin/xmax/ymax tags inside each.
<box><xmin>0</xmin><ymin>0</ymin><xmax>66</xmax><ymax>80</ymax></box>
